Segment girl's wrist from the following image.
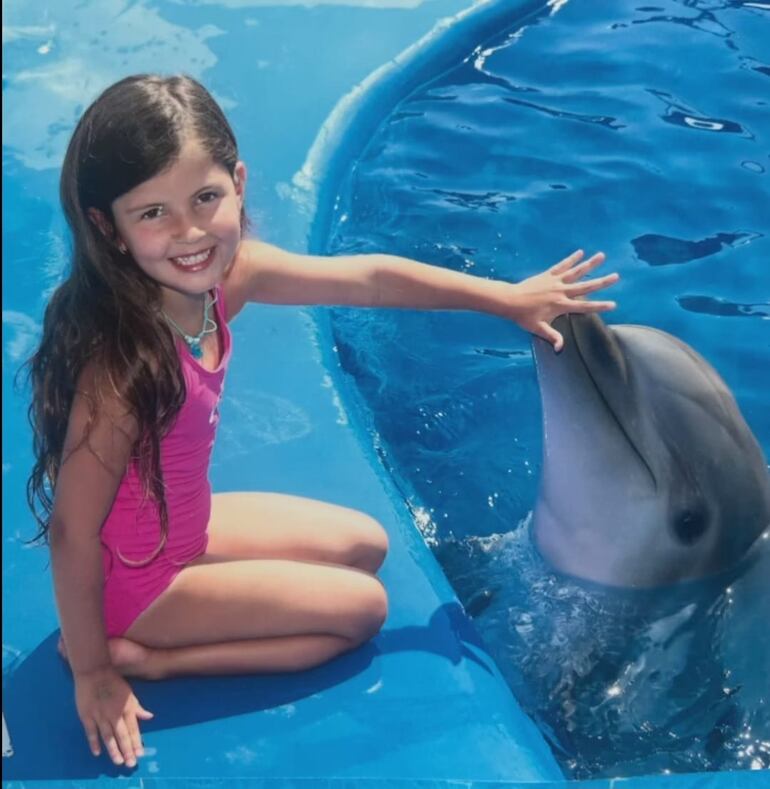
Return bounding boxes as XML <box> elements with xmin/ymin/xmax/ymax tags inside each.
<box><xmin>73</xmin><ymin>661</ymin><xmax>115</xmax><ymax>680</ymax></box>
<box><xmin>474</xmin><ymin>277</ymin><xmax>523</xmax><ymax>321</ymax></box>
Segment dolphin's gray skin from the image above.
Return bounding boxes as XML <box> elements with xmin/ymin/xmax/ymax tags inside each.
<box><xmin>531</xmin><ymin>313</ymin><xmax>770</xmax><ymax>587</ymax></box>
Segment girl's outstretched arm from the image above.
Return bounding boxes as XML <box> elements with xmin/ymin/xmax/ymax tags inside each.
<box><xmin>230</xmin><ymin>241</ymin><xmax>618</xmax><ymax>350</ymax></box>
<box><xmin>49</xmin><ymin>364</ymin><xmax>151</xmax><ymax>768</ymax></box>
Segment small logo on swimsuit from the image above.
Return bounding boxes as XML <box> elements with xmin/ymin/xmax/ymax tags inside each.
<box><xmin>210</xmin><ymin>387</ymin><xmax>223</xmax><ymax>424</ymax></box>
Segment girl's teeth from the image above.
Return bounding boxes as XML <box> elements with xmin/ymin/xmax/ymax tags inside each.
<box><xmin>173</xmin><ymin>248</ymin><xmax>211</xmax><ymax>266</ymax></box>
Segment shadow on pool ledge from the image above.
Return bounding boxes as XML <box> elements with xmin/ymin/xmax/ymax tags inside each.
<box><xmin>2</xmin><ymin>602</ymin><xmax>494</xmax><ymax>782</ymax></box>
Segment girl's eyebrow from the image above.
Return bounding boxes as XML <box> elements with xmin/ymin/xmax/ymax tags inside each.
<box><xmin>125</xmin><ymin>184</ymin><xmax>220</xmax><ymax>214</ymax></box>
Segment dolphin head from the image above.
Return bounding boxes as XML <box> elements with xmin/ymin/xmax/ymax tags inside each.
<box><xmin>532</xmin><ymin>314</ymin><xmax>770</xmax><ymax>588</ymax></box>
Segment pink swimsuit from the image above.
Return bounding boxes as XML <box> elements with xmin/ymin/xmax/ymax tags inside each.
<box><xmin>100</xmin><ymin>284</ymin><xmax>232</xmax><ymax>637</ymax></box>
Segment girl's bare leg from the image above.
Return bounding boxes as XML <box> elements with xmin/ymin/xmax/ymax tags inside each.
<box><xmin>117</xmin><ymin>557</ymin><xmax>387</xmax><ymax>679</ymax></box>
<box><xmin>60</xmin><ymin>493</ymin><xmax>390</xmax><ymax>679</ymax></box>
<box><xmin>108</xmin><ymin>633</ymin><xmax>366</xmax><ymax>679</ymax></box>
<box><xmin>202</xmin><ymin>492</ymin><xmax>389</xmax><ymax>573</ymax></box>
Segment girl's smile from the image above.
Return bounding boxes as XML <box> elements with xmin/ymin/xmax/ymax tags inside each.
<box><xmin>169</xmin><ymin>245</ymin><xmax>217</xmax><ymax>272</ymax></box>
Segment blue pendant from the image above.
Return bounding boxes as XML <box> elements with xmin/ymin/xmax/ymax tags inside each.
<box><xmin>189</xmin><ymin>341</ymin><xmax>203</xmax><ymax>359</ymax></box>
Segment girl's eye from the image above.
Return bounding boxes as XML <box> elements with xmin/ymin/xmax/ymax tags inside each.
<box><xmin>140</xmin><ymin>207</ymin><xmax>162</xmax><ymax>221</ymax></box>
<box><xmin>198</xmin><ymin>190</ymin><xmax>219</xmax><ymax>204</ymax></box>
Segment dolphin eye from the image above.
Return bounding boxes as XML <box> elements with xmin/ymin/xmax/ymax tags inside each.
<box><xmin>672</xmin><ymin>506</ymin><xmax>709</xmax><ymax>545</ymax></box>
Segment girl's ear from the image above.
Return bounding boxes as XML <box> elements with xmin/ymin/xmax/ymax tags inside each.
<box><xmin>233</xmin><ymin>162</ymin><xmax>247</xmax><ymax>204</ymax></box>
<box><xmin>88</xmin><ymin>208</ymin><xmax>127</xmax><ymax>253</ymax></box>
<box><xmin>87</xmin><ymin>207</ymin><xmax>113</xmax><ymax>238</ymax></box>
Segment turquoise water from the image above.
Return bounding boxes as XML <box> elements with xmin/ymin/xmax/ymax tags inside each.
<box><xmin>322</xmin><ymin>0</ymin><xmax>770</xmax><ymax>778</ymax></box>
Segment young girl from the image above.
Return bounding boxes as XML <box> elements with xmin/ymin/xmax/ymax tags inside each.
<box><xmin>25</xmin><ymin>74</ymin><xmax>619</xmax><ymax>770</ymax></box>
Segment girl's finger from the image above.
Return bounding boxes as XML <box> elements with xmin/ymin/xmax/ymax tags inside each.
<box><xmin>567</xmin><ymin>273</ymin><xmax>619</xmax><ymax>297</ymax></box>
<box><xmin>126</xmin><ymin>713</ymin><xmax>144</xmax><ymax>757</ymax></box>
<box><xmin>83</xmin><ymin>721</ymin><xmax>101</xmax><ymax>757</ymax></box>
<box><xmin>136</xmin><ymin>705</ymin><xmax>154</xmax><ymax>720</ymax></box>
<box><xmin>113</xmin><ymin>717</ymin><xmax>137</xmax><ymax>767</ymax></box>
<box><xmin>537</xmin><ymin>321</ymin><xmax>564</xmax><ymax>352</ymax></box>
<box><xmin>550</xmin><ymin>249</ymin><xmax>584</xmax><ymax>275</ymax></box>
<box><xmin>571</xmin><ymin>299</ymin><xmax>617</xmax><ymax>313</ymax></box>
<box><xmin>97</xmin><ymin>721</ymin><xmax>124</xmax><ymax>766</ymax></box>
<box><xmin>561</xmin><ymin>252</ymin><xmax>607</xmax><ymax>283</ymax></box>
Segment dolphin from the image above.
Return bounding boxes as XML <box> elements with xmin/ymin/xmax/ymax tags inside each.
<box><xmin>531</xmin><ymin>313</ymin><xmax>770</xmax><ymax>588</ymax></box>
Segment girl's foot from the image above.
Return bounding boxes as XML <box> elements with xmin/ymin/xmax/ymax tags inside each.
<box><xmin>57</xmin><ymin>634</ymin><xmax>159</xmax><ymax>679</ymax></box>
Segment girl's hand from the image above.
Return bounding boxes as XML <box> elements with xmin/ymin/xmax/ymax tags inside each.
<box><xmin>508</xmin><ymin>249</ymin><xmax>619</xmax><ymax>351</ymax></box>
<box><xmin>74</xmin><ymin>666</ymin><xmax>153</xmax><ymax>768</ymax></box>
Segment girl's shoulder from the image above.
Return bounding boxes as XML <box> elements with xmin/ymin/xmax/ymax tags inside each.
<box><xmin>76</xmin><ymin>362</ymin><xmax>140</xmax><ymax>426</ymax></box>
<box><xmin>220</xmin><ymin>238</ymin><xmax>290</xmax><ymax>322</ymax></box>
<box><xmin>66</xmin><ymin>361</ymin><xmax>141</xmax><ymax>469</ymax></box>
<box><xmin>220</xmin><ymin>240</ymin><xmax>257</xmax><ymax>323</ymax></box>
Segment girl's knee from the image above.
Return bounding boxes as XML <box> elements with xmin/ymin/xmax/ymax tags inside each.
<box><xmin>350</xmin><ymin>514</ymin><xmax>389</xmax><ymax>574</ymax></box>
<box><xmin>350</xmin><ymin>577</ymin><xmax>388</xmax><ymax>646</ymax></box>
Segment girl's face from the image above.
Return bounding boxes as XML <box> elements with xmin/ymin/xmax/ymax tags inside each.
<box><xmin>109</xmin><ymin>137</ymin><xmax>246</xmax><ymax>304</ymax></box>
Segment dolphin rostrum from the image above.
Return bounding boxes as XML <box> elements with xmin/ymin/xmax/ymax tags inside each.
<box><xmin>532</xmin><ymin>314</ymin><xmax>770</xmax><ymax>587</ymax></box>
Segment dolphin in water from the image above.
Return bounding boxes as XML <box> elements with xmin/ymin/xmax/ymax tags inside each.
<box><xmin>531</xmin><ymin>313</ymin><xmax>770</xmax><ymax>588</ymax></box>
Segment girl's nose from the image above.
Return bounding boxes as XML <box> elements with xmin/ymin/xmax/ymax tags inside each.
<box><xmin>171</xmin><ymin>213</ymin><xmax>206</xmax><ymax>243</ymax></box>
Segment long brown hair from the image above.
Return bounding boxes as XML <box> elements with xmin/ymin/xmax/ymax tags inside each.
<box><xmin>21</xmin><ymin>74</ymin><xmax>246</xmax><ymax>564</ymax></box>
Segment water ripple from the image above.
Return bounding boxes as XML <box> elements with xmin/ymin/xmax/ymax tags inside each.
<box><xmin>501</xmin><ymin>95</ymin><xmax>626</xmax><ymax>130</ymax></box>
<box><xmin>677</xmin><ymin>295</ymin><xmax>770</xmax><ymax>318</ymax></box>
<box><xmin>632</xmin><ymin>231</ymin><xmax>762</xmax><ymax>265</ymax></box>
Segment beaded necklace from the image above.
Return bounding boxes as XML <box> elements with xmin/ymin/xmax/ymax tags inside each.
<box><xmin>162</xmin><ymin>291</ymin><xmax>218</xmax><ymax>360</ymax></box>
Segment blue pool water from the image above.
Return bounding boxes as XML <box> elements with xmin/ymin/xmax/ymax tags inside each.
<box><xmin>319</xmin><ymin>0</ymin><xmax>770</xmax><ymax>779</ymax></box>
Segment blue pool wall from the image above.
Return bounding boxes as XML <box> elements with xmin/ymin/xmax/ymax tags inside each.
<box><xmin>2</xmin><ymin>0</ymin><xmax>767</xmax><ymax>787</ymax></box>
